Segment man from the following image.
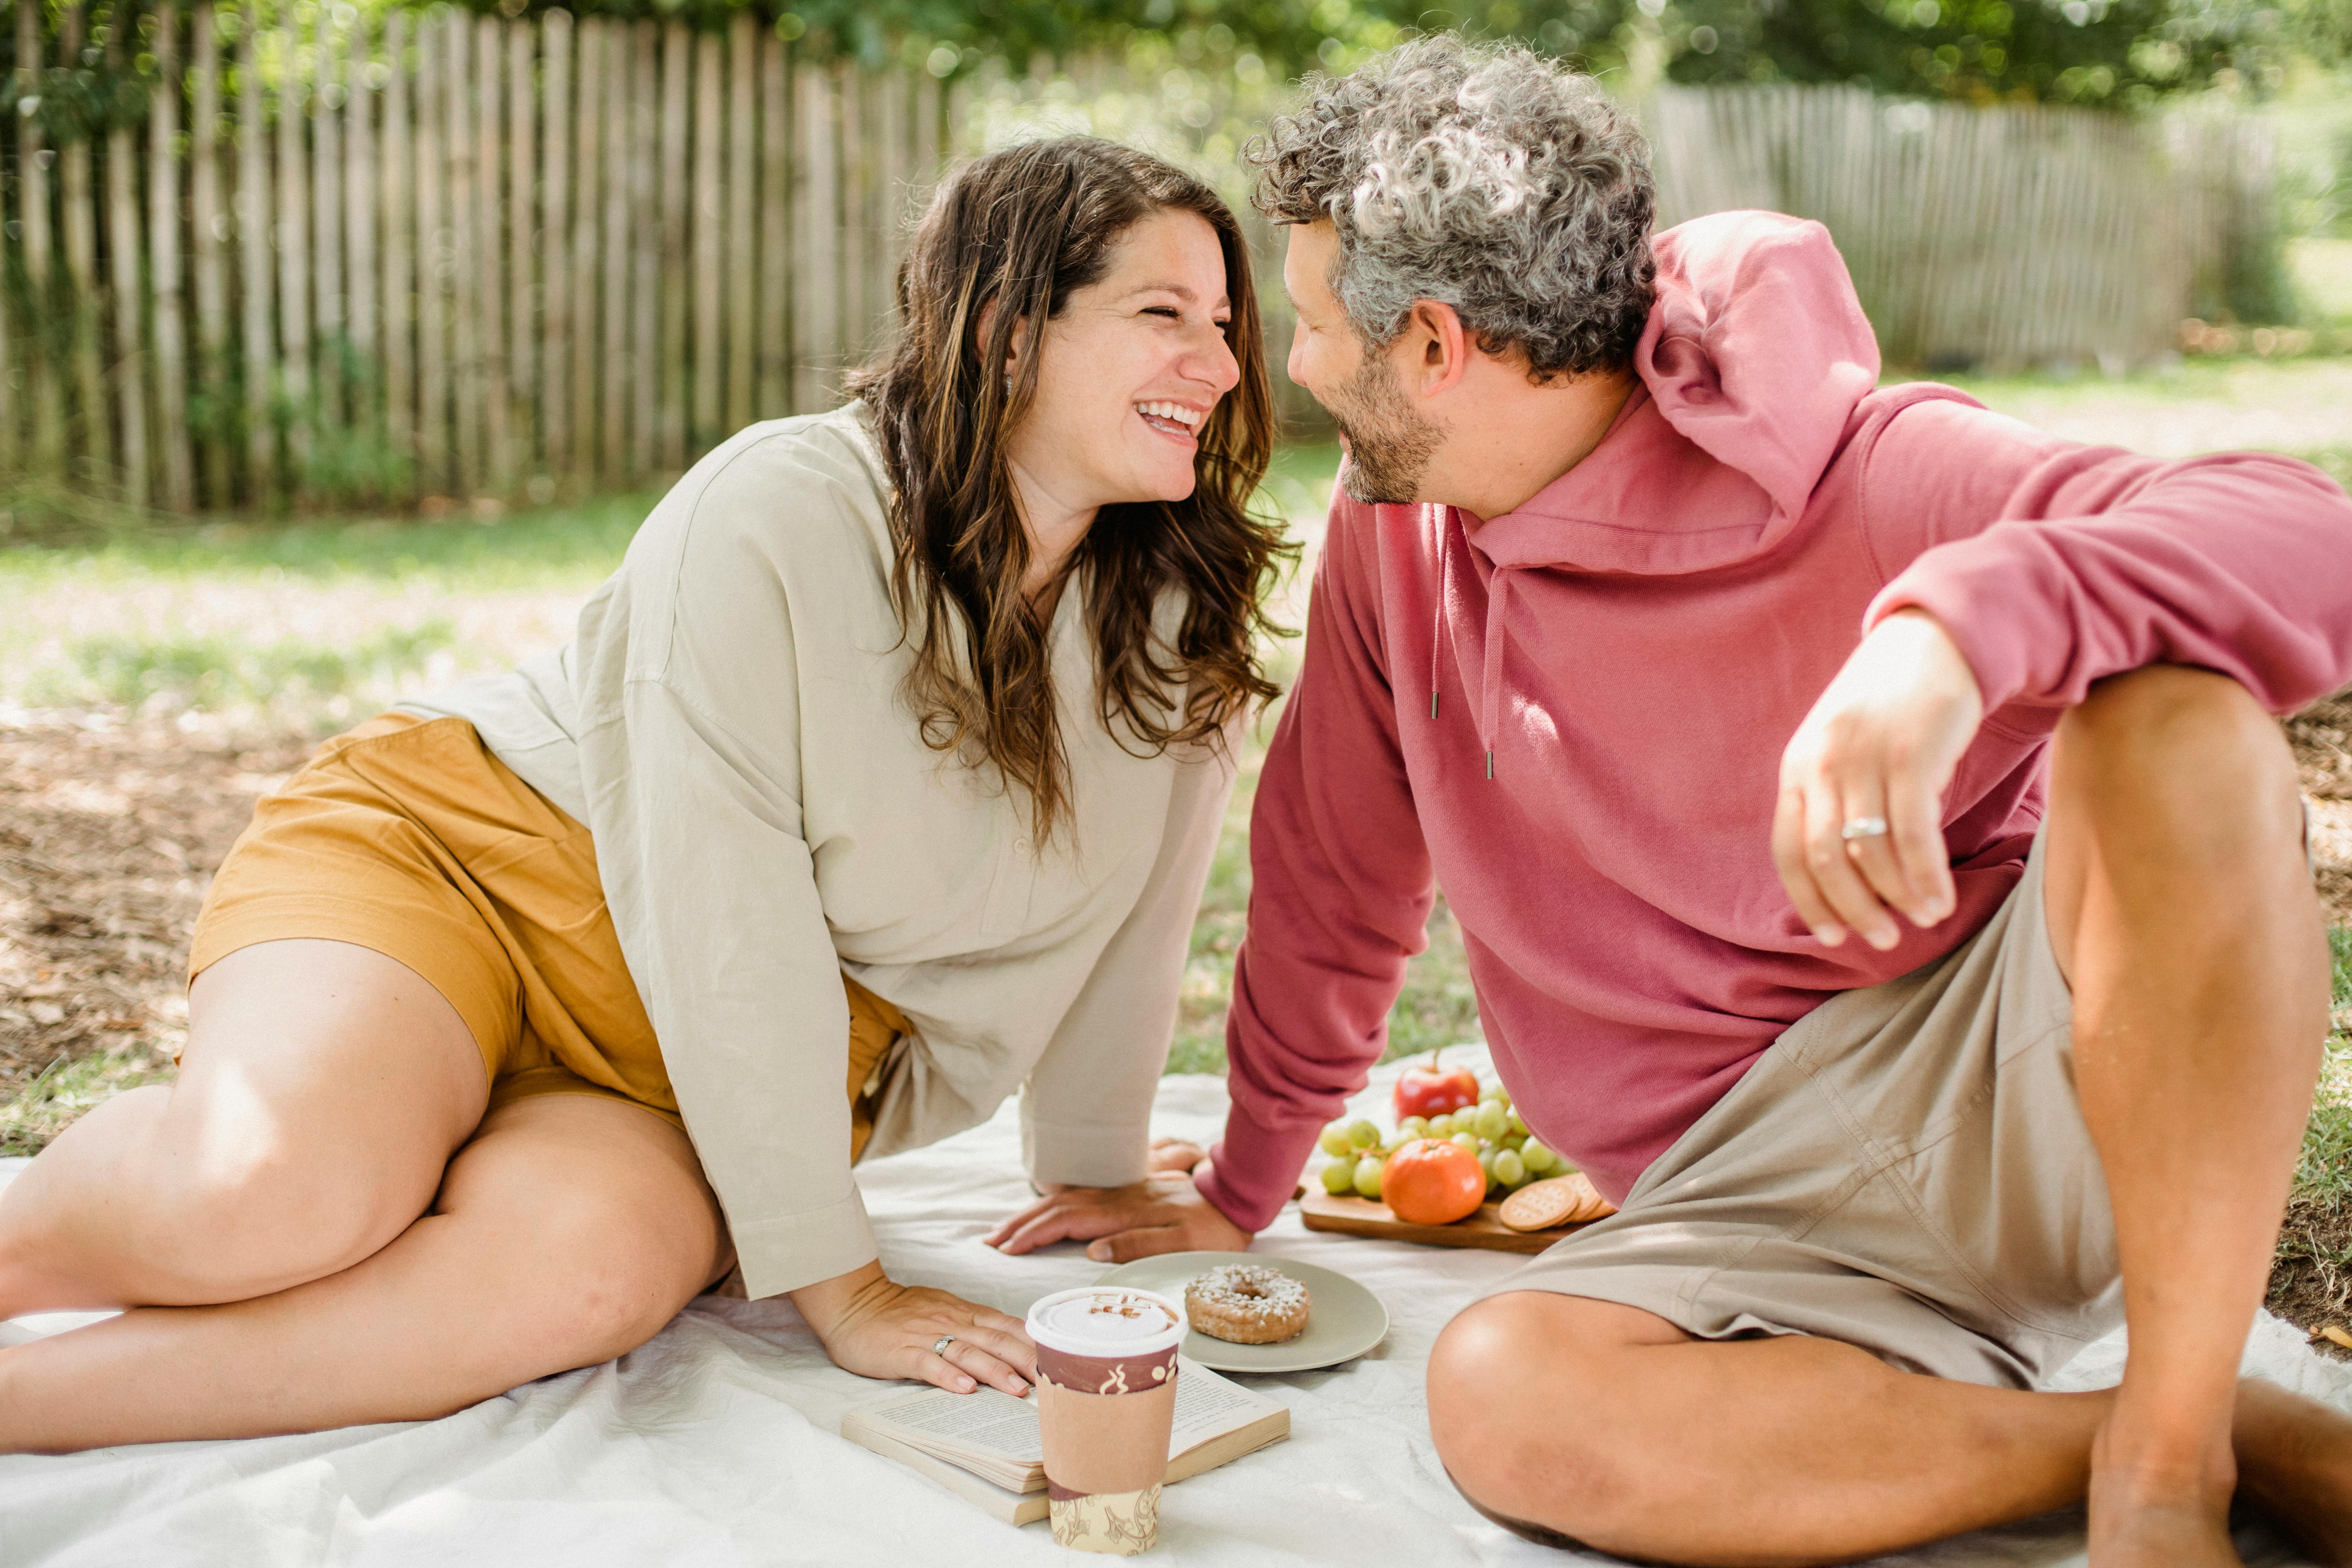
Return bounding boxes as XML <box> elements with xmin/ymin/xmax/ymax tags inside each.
<box><xmin>989</xmin><ymin>36</ymin><xmax>2352</xmax><ymax>1566</ymax></box>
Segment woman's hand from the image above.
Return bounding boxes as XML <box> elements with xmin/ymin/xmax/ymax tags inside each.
<box><xmin>1772</xmin><ymin>609</ymin><xmax>1985</xmax><ymax>951</ymax></box>
<box><xmin>788</xmin><ymin>1260</ymin><xmax>1038</xmax><ymax>1397</ymax></box>
<box><xmin>984</xmin><ymin>1168</ymin><xmax>1254</xmax><ymax>1263</ymax></box>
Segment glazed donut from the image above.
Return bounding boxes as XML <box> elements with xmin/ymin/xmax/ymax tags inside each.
<box><xmin>1183</xmin><ymin>1263</ymin><xmax>1312</xmax><ymax>1345</ymax></box>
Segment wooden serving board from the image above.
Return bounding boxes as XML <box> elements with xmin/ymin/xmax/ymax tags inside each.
<box><xmin>1298</xmin><ymin>1192</ymin><xmax>1588</xmax><ymax>1253</ymax></box>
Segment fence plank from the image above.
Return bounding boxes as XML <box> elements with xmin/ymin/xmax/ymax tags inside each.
<box><xmin>61</xmin><ymin>4</ymin><xmax>111</xmax><ymax>488</ymax></box>
<box><xmin>541</xmin><ymin>8</ymin><xmax>573</xmax><ymax>485</ymax></box>
<box><xmin>148</xmin><ymin>1</ymin><xmax>193</xmax><ymax>510</ymax></box>
<box><xmin>724</xmin><ymin>12</ymin><xmax>755</xmax><ymax>436</ymax></box>
<box><xmin>344</xmin><ymin>15</ymin><xmax>377</xmax><ymax>468</ymax></box>
<box><xmin>381</xmin><ymin>10</ymin><xmax>414</xmax><ymax>493</ymax></box>
<box><xmin>629</xmin><ymin>22</ymin><xmax>659</xmax><ymax>479</ymax></box>
<box><xmin>756</xmin><ymin>33</ymin><xmax>790</xmax><ymax>420</ymax></box>
<box><xmin>690</xmin><ymin>30</ymin><xmax>721</xmax><ymax>453</ymax></box>
<box><xmin>414</xmin><ymin>12</ymin><xmax>448</xmax><ymax>496</ymax></box>
<box><xmin>235</xmin><ymin>15</ymin><xmax>272</xmax><ymax>500</ymax></box>
<box><xmin>572</xmin><ymin>15</ymin><xmax>606</xmax><ymax>489</ymax></box>
<box><xmin>596</xmin><ymin>20</ymin><xmax>629</xmax><ymax>485</ymax></box>
<box><xmin>446</xmin><ymin>12</ymin><xmax>479</xmax><ymax>496</ymax></box>
<box><xmin>17</xmin><ymin>0</ymin><xmax>57</xmax><ymax>476</ymax></box>
<box><xmin>104</xmin><ymin>7</ymin><xmax>149</xmax><ymax>506</ymax></box>
<box><xmin>506</xmin><ymin>19</ymin><xmax>535</xmax><ymax>489</ymax></box>
<box><xmin>274</xmin><ymin>14</ymin><xmax>312</xmax><ymax>493</ymax></box>
<box><xmin>791</xmin><ymin>60</ymin><xmax>837</xmax><ymax>414</ymax></box>
<box><xmin>656</xmin><ymin>22</ymin><xmax>688</xmax><ymax>473</ymax></box>
<box><xmin>475</xmin><ymin>15</ymin><xmax>508</xmax><ymax>496</ymax></box>
<box><xmin>312</xmin><ymin>9</ymin><xmax>343</xmax><ymax>431</ymax></box>
<box><xmin>189</xmin><ymin>2</ymin><xmax>227</xmax><ymax>503</ymax></box>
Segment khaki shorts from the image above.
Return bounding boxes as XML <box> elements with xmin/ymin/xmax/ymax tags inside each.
<box><xmin>1489</xmin><ymin>836</ymin><xmax>2122</xmax><ymax>1390</ymax></box>
<box><xmin>190</xmin><ymin>713</ymin><xmax>907</xmax><ymax>1158</ymax></box>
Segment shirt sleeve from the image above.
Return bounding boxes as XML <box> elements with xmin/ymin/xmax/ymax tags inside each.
<box><xmin>1860</xmin><ymin>397</ymin><xmax>2352</xmax><ymax>715</ymax></box>
<box><xmin>1194</xmin><ymin>497</ymin><xmax>1437</xmax><ymax>1234</ymax></box>
<box><xmin>1019</xmin><ymin>733</ymin><xmax>1239</xmax><ymax>1186</ymax></box>
<box><xmin>573</xmin><ymin>461</ymin><xmax>875</xmax><ymax>1303</ymax></box>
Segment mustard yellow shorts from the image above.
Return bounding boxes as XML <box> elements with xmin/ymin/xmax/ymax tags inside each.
<box><xmin>189</xmin><ymin>712</ymin><xmax>904</xmax><ymax>1156</ymax></box>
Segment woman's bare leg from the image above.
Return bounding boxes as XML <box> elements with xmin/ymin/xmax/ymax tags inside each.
<box><xmin>0</xmin><ymin>940</ymin><xmax>487</xmax><ymax>1314</ymax></box>
<box><xmin>0</xmin><ymin>1091</ymin><xmax>726</xmax><ymax>1451</ymax></box>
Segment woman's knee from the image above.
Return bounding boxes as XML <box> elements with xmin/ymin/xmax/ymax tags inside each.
<box><xmin>138</xmin><ymin>1097</ymin><xmax>439</xmax><ymax>1296</ymax></box>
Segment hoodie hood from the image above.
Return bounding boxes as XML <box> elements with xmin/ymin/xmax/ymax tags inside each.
<box><xmin>1430</xmin><ymin>211</ymin><xmax>1883</xmax><ymax>773</ymax></box>
<box><xmin>1468</xmin><ymin>210</ymin><xmax>1882</xmax><ymax>579</ymax></box>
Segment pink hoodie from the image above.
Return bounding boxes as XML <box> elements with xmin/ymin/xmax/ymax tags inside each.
<box><xmin>1195</xmin><ymin>211</ymin><xmax>2352</xmax><ymax>1233</ymax></box>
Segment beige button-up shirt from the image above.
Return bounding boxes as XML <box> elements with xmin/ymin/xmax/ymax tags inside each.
<box><xmin>403</xmin><ymin>405</ymin><xmax>1236</xmax><ymax>1298</ymax></box>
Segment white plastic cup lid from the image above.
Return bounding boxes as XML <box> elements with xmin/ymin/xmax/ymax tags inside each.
<box><xmin>1024</xmin><ymin>1286</ymin><xmax>1187</xmax><ymax>1356</ymax></box>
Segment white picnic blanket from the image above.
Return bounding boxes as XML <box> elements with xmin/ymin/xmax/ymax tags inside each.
<box><xmin>4</xmin><ymin>1045</ymin><xmax>2347</xmax><ymax>1567</ymax></box>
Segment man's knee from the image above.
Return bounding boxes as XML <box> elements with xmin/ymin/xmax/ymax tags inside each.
<box><xmin>2057</xmin><ymin>664</ymin><xmax>2303</xmax><ymax>865</ymax></box>
<box><xmin>1427</xmin><ymin>1292</ymin><xmax>1664</xmax><ymax>1546</ymax></box>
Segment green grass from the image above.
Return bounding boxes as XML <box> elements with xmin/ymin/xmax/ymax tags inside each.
<box><xmin>0</xmin><ymin>1048</ymin><xmax>176</xmax><ymax>1158</ymax></box>
<box><xmin>33</xmin><ymin>621</ymin><xmax>461</xmax><ymax>711</ymax></box>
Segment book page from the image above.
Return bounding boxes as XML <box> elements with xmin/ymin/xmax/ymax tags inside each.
<box><xmin>859</xmin><ymin>1360</ymin><xmax>1279</xmax><ymax>1463</ymax></box>
<box><xmin>1168</xmin><ymin>1365</ymin><xmax>1275</xmax><ymax>1452</ymax></box>
<box><xmin>864</xmin><ymin>1387</ymin><xmax>1044</xmax><ymax>1463</ymax></box>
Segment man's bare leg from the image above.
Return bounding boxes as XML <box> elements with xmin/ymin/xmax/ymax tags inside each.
<box><xmin>1433</xmin><ymin>1295</ymin><xmax>2352</xmax><ymax>1567</ymax></box>
<box><xmin>2049</xmin><ymin>666</ymin><xmax>2330</xmax><ymax>1565</ymax></box>
<box><xmin>1429</xmin><ymin>666</ymin><xmax>2337</xmax><ymax>1564</ymax></box>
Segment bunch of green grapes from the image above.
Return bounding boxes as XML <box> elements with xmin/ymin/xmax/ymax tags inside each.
<box><xmin>1314</xmin><ymin>1080</ymin><xmax>1564</xmax><ymax>1203</ymax></box>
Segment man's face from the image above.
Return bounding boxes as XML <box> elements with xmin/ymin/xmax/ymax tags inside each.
<box><xmin>1282</xmin><ymin>222</ymin><xmax>1443</xmax><ymax>505</ymax></box>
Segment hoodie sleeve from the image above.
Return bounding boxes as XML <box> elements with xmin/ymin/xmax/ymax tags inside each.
<box><xmin>1858</xmin><ymin>397</ymin><xmax>2352</xmax><ymax>715</ymax></box>
<box><xmin>1194</xmin><ymin>495</ymin><xmax>1437</xmax><ymax>1234</ymax></box>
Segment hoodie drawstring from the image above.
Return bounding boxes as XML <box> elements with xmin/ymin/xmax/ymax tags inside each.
<box><xmin>1428</xmin><ymin>505</ymin><xmax>1507</xmax><ymax>780</ymax></box>
<box><xmin>1428</xmin><ymin>505</ymin><xmax>1448</xmax><ymax>721</ymax></box>
<box><xmin>1479</xmin><ymin>570</ymin><xmax>1510</xmax><ymax>780</ymax></box>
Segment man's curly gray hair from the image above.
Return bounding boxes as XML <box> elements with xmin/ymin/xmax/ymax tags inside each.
<box><xmin>1249</xmin><ymin>35</ymin><xmax>1657</xmax><ymax>379</ymax></box>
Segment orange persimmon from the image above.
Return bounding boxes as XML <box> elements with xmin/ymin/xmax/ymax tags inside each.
<box><xmin>1379</xmin><ymin>1138</ymin><xmax>1487</xmax><ymax>1225</ymax></box>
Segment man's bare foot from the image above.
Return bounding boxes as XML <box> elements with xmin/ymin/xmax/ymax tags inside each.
<box><xmin>2089</xmin><ymin>1409</ymin><xmax>2240</xmax><ymax>1568</ymax></box>
<box><xmin>2232</xmin><ymin>1377</ymin><xmax>2352</xmax><ymax>1566</ymax></box>
<box><xmin>2087</xmin><ymin>1475</ymin><xmax>2242</xmax><ymax>1567</ymax></box>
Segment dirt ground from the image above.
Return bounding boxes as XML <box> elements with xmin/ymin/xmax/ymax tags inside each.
<box><xmin>0</xmin><ymin>713</ymin><xmax>313</xmax><ymax>1150</ymax></box>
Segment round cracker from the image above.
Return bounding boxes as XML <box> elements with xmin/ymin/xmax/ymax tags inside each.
<box><xmin>1499</xmin><ymin>1175</ymin><xmax>1583</xmax><ymax>1231</ymax></box>
<box><xmin>1499</xmin><ymin>1171</ymin><xmax>1615</xmax><ymax>1231</ymax></box>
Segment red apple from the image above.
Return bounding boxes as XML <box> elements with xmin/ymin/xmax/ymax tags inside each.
<box><xmin>1393</xmin><ymin>1051</ymin><xmax>1480</xmax><ymax>1122</ymax></box>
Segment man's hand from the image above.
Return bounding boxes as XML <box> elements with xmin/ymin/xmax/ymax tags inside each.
<box><xmin>1772</xmin><ymin>610</ymin><xmax>1985</xmax><ymax>951</ymax></box>
<box><xmin>984</xmin><ymin>1168</ymin><xmax>1254</xmax><ymax>1263</ymax></box>
<box><xmin>789</xmin><ymin>1259</ymin><xmax>1038</xmax><ymax>1397</ymax></box>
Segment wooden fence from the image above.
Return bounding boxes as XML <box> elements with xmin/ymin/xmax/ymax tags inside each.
<box><xmin>1644</xmin><ymin>84</ymin><xmax>2276</xmax><ymax>371</ymax></box>
<box><xmin>2</xmin><ymin>2</ymin><xmax>955</xmax><ymax>512</ymax></box>
<box><xmin>0</xmin><ymin>15</ymin><xmax>2291</xmax><ymax>514</ymax></box>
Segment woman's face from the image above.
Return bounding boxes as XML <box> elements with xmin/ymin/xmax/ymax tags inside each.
<box><xmin>1004</xmin><ymin>207</ymin><xmax>1241</xmax><ymax>518</ymax></box>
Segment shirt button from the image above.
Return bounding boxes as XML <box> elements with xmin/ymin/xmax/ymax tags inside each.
<box><xmin>1015</xmin><ymin>837</ymin><xmax>1032</xmax><ymax>854</ymax></box>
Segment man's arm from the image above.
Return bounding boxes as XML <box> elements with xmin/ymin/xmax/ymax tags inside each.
<box><xmin>987</xmin><ymin>494</ymin><xmax>1439</xmax><ymax>1257</ymax></box>
<box><xmin>1777</xmin><ymin>400</ymin><xmax>2352</xmax><ymax>946</ymax></box>
<box><xmin>1195</xmin><ymin>496</ymin><xmax>1440</xmax><ymax>1234</ymax></box>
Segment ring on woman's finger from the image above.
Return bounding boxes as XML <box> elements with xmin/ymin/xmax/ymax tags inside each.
<box><xmin>933</xmin><ymin>1334</ymin><xmax>957</xmax><ymax>1357</ymax></box>
<box><xmin>1839</xmin><ymin>816</ymin><xmax>1889</xmax><ymax>841</ymax></box>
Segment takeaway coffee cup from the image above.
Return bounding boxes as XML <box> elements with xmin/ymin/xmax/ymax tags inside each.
<box><xmin>1023</xmin><ymin>1285</ymin><xmax>1187</xmax><ymax>1554</ymax></box>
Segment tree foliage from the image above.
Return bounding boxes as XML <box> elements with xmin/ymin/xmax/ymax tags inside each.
<box><xmin>0</xmin><ymin>0</ymin><xmax>2340</xmax><ymax>133</ymax></box>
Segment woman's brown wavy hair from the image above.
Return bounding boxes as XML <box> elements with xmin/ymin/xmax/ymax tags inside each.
<box><xmin>849</xmin><ymin>137</ymin><xmax>1289</xmax><ymax>844</ymax></box>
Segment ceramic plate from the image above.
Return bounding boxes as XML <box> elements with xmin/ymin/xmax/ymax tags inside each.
<box><xmin>1093</xmin><ymin>1251</ymin><xmax>1388</xmax><ymax>1374</ymax></box>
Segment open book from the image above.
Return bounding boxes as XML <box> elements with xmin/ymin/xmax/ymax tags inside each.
<box><xmin>839</xmin><ymin>1358</ymin><xmax>1289</xmax><ymax>1525</ymax></box>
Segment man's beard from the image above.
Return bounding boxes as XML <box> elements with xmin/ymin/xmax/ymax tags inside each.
<box><xmin>1328</xmin><ymin>350</ymin><xmax>1442</xmax><ymax>505</ymax></box>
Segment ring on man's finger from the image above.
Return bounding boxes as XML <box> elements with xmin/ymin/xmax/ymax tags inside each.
<box><xmin>933</xmin><ymin>1334</ymin><xmax>957</xmax><ymax>1357</ymax></box>
<box><xmin>1839</xmin><ymin>816</ymin><xmax>1890</xmax><ymax>841</ymax></box>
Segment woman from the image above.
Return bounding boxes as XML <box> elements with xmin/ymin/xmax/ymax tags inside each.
<box><xmin>0</xmin><ymin>138</ymin><xmax>1284</xmax><ymax>1448</ymax></box>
